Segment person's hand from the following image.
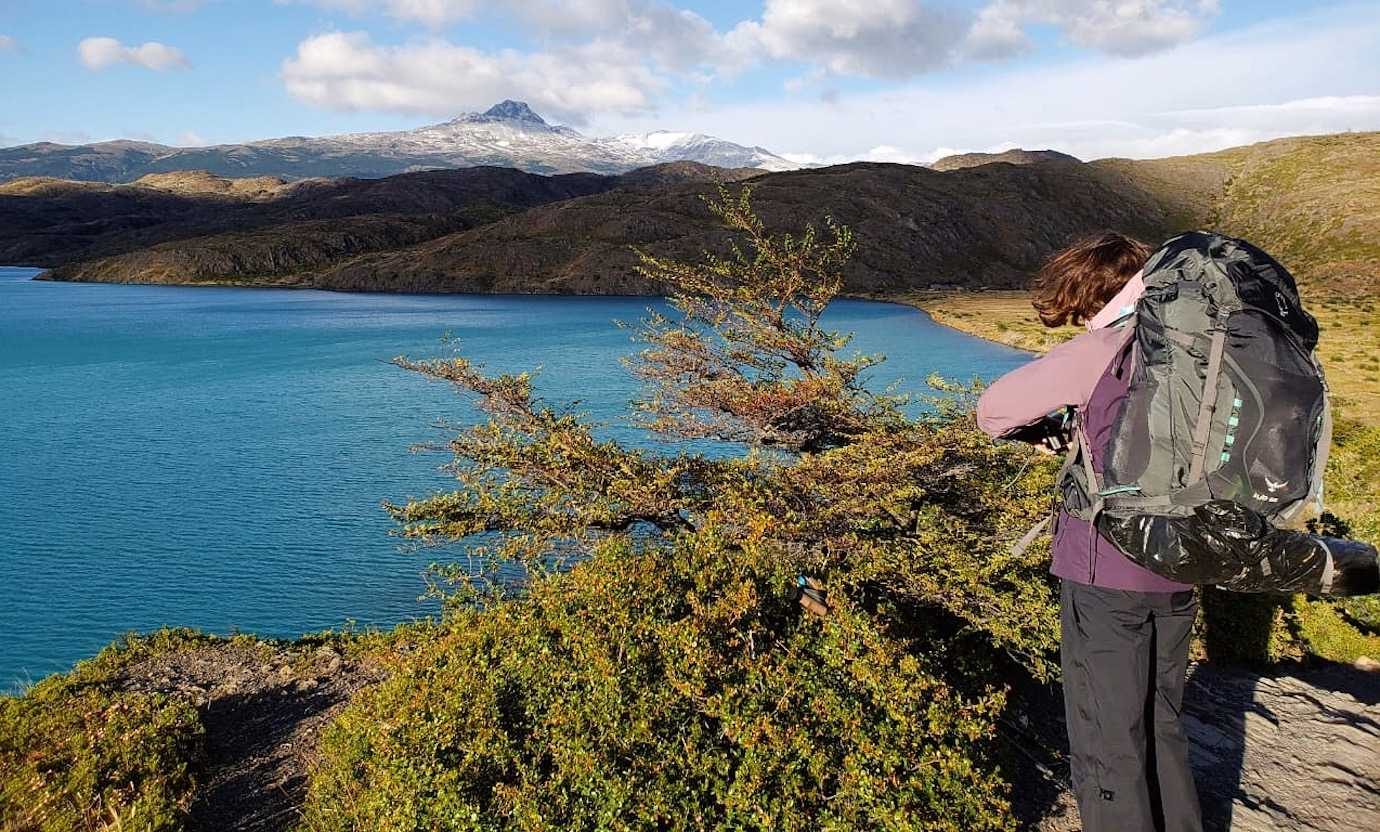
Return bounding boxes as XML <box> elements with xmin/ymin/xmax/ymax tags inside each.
<box><xmin>1034</xmin><ymin>441</ymin><xmax>1059</xmax><ymax>456</ymax></box>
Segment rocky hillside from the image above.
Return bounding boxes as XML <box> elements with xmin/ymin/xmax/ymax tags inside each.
<box><xmin>35</xmin><ymin>157</ymin><xmax>1174</xmax><ymax>293</ymax></box>
<box><xmin>305</xmin><ymin>160</ymin><xmax>1174</xmax><ymax>295</ymax></box>
<box><xmin>1093</xmin><ymin>132</ymin><xmax>1380</xmax><ymax>295</ymax></box>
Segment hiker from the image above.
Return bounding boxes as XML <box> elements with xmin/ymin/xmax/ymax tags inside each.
<box><xmin>976</xmin><ymin>233</ymin><xmax>1202</xmax><ymax>832</ymax></box>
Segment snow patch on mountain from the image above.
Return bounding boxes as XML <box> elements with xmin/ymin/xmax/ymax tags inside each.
<box><xmin>602</xmin><ymin>130</ymin><xmax>798</xmax><ymax>172</ymax></box>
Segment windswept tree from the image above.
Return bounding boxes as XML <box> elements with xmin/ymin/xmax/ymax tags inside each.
<box><xmin>304</xmin><ymin>187</ymin><xmax>1060</xmax><ymax>832</ymax></box>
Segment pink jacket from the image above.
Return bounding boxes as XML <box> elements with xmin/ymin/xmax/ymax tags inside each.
<box><xmin>976</xmin><ymin>275</ymin><xmax>1191</xmax><ymax>592</ymax></box>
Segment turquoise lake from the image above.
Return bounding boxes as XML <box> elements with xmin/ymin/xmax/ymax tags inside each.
<box><xmin>0</xmin><ymin>265</ymin><xmax>1029</xmax><ymax>685</ymax></box>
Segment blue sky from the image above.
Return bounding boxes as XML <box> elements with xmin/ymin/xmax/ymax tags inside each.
<box><xmin>1</xmin><ymin>1</ymin><xmax>1377</xmax><ymax>162</ymax></box>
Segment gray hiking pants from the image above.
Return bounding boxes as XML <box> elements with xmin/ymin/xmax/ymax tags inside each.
<box><xmin>1061</xmin><ymin>581</ymin><xmax>1203</xmax><ymax>832</ymax></box>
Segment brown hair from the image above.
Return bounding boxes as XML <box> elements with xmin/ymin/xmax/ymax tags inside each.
<box><xmin>1030</xmin><ymin>232</ymin><xmax>1151</xmax><ymax>327</ymax></box>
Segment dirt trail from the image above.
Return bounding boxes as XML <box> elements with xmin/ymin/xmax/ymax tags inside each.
<box><xmin>117</xmin><ymin>639</ymin><xmax>382</xmax><ymax>831</ymax></box>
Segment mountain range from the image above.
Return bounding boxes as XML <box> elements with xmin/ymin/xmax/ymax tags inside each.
<box><xmin>0</xmin><ymin>101</ymin><xmax>797</xmax><ymax>182</ymax></box>
<box><xmin>7</xmin><ymin>131</ymin><xmax>1376</xmax><ymax>302</ymax></box>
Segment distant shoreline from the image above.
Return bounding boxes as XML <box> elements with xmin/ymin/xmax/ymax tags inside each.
<box><xmin>24</xmin><ymin>268</ymin><xmax>1021</xmax><ymax>330</ymax></box>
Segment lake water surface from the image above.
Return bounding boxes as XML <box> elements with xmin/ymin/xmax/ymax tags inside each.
<box><xmin>0</xmin><ymin>266</ymin><xmax>1028</xmax><ymax>684</ymax></box>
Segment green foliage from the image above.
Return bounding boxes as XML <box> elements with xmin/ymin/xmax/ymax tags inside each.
<box><xmin>303</xmin><ymin>535</ymin><xmax>1017</xmax><ymax>832</ymax></box>
<box><xmin>1288</xmin><ymin>417</ymin><xmax>1380</xmax><ymax>663</ymax></box>
<box><xmin>0</xmin><ymin>634</ymin><xmax>205</xmax><ymax>832</ymax></box>
<box><xmin>1290</xmin><ymin>596</ymin><xmax>1380</xmax><ymax>664</ymax></box>
<box><xmin>1338</xmin><ymin>595</ymin><xmax>1380</xmax><ymax>635</ymax></box>
<box><xmin>1323</xmin><ymin>417</ymin><xmax>1380</xmax><ymax>545</ymax></box>
<box><xmin>303</xmin><ymin>187</ymin><xmax>1059</xmax><ymax>829</ymax></box>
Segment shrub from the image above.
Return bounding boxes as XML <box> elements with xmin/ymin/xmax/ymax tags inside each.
<box><xmin>0</xmin><ymin>636</ymin><xmax>205</xmax><ymax>832</ymax></box>
<box><xmin>1289</xmin><ymin>417</ymin><xmax>1380</xmax><ymax>662</ymax></box>
<box><xmin>304</xmin><ymin>536</ymin><xmax>1018</xmax><ymax>832</ymax></box>
<box><xmin>1290</xmin><ymin>596</ymin><xmax>1380</xmax><ymax>664</ymax></box>
<box><xmin>301</xmin><ymin>187</ymin><xmax>1058</xmax><ymax>830</ymax></box>
<box><xmin>1338</xmin><ymin>595</ymin><xmax>1380</xmax><ymax>634</ymax></box>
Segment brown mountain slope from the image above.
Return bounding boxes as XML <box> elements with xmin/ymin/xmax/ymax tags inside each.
<box><xmin>32</xmin><ymin>163</ymin><xmax>759</xmax><ymax>286</ymax></box>
<box><xmin>1091</xmin><ymin>132</ymin><xmax>1380</xmax><ymax>294</ymax></box>
<box><xmin>3</xmin><ymin>166</ymin><xmax>614</xmax><ymax>269</ymax></box>
<box><xmin>1210</xmin><ymin>132</ymin><xmax>1380</xmax><ymax>295</ymax></box>
<box><xmin>324</xmin><ymin>131</ymin><xmax>1377</xmax><ymax>298</ymax></box>
<box><xmin>299</xmin><ymin>159</ymin><xmax>1176</xmax><ymax>294</ymax></box>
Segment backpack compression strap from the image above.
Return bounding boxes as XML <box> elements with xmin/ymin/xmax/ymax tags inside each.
<box><xmin>1187</xmin><ymin>315</ymin><xmax>1229</xmax><ymax>484</ymax></box>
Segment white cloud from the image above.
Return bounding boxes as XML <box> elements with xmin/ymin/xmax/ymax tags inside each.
<box><xmin>176</xmin><ymin>130</ymin><xmax>210</xmax><ymax>146</ymax></box>
<box><xmin>727</xmin><ymin>0</ymin><xmax>965</xmax><ymax>78</ymax></box>
<box><xmin>594</xmin><ymin>7</ymin><xmax>1380</xmax><ymax>163</ymax></box>
<box><xmin>783</xmin><ymin>140</ymin><xmax>1025</xmax><ymax>167</ymax></box>
<box><xmin>291</xmin><ymin>1</ymin><xmax>734</xmax><ymax>73</ymax></box>
<box><xmin>0</xmin><ymin>34</ymin><xmax>16</xmax><ymax>52</ymax></box>
<box><xmin>280</xmin><ymin>31</ymin><xmax>664</xmax><ymax>122</ymax></box>
<box><xmin>78</xmin><ymin>36</ymin><xmax>189</xmax><ymax>71</ymax></box>
<box><xmin>724</xmin><ymin>1</ymin><xmax>1221</xmax><ymax>80</ymax></box>
<box><xmin>1158</xmin><ymin>95</ymin><xmax>1380</xmax><ymax>129</ymax></box>
<box><xmin>275</xmin><ymin>0</ymin><xmax>1368</xmax><ymax>153</ymax></box>
<box><xmin>968</xmin><ymin>1</ymin><xmax>1221</xmax><ymax>58</ymax></box>
<box><xmin>278</xmin><ymin>0</ymin><xmax>1229</xmax><ymax>121</ymax></box>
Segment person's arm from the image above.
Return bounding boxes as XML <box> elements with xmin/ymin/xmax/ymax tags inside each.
<box><xmin>976</xmin><ymin>331</ymin><xmax>1113</xmax><ymax>439</ymax></box>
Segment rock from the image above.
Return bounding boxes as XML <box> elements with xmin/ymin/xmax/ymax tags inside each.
<box><xmin>1183</xmin><ymin>663</ymin><xmax>1380</xmax><ymax>832</ymax></box>
<box><xmin>1025</xmin><ymin>662</ymin><xmax>1380</xmax><ymax>832</ymax></box>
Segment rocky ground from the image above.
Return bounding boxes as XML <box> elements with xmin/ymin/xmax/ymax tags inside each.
<box><xmin>1020</xmin><ymin>661</ymin><xmax>1380</xmax><ymax>832</ymax></box>
<box><xmin>1185</xmin><ymin>662</ymin><xmax>1380</xmax><ymax>832</ymax></box>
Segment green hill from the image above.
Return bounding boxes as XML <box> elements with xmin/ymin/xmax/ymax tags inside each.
<box><xmin>1093</xmin><ymin>132</ymin><xmax>1380</xmax><ymax>298</ymax></box>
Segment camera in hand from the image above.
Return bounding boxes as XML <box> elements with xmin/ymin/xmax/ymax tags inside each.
<box><xmin>1004</xmin><ymin>409</ymin><xmax>1073</xmax><ymax>453</ymax></box>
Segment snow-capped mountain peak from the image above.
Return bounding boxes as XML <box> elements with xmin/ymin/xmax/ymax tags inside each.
<box><xmin>611</xmin><ymin>130</ymin><xmax>699</xmax><ymax>151</ymax></box>
<box><xmin>0</xmin><ymin>101</ymin><xmax>802</xmax><ymax>183</ymax></box>
<box><xmin>463</xmin><ymin>100</ymin><xmax>548</xmax><ymax>125</ymax></box>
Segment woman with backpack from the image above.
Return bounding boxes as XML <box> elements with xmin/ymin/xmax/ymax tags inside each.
<box><xmin>976</xmin><ymin>233</ymin><xmax>1203</xmax><ymax>832</ymax></box>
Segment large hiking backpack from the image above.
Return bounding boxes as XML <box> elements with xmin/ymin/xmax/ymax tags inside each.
<box><xmin>1061</xmin><ymin>231</ymin><xmax>1377</xmax><ymax>596</ymax></box>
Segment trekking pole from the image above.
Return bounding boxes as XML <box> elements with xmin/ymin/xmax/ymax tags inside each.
<box><xmin>796</xmin><ymin>575</ymin><xmax>829</xmax><ymax>617</ymax></box>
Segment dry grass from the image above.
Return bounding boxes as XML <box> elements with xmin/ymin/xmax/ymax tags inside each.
<box><xmin>899</xmin><ymin>290</ymin><xmax>1077</xmax><ymax>353</ymax></box>
<box><xmin>1211</xmin><ymin>133</ymin><xmax>1380</xmax><ymax>298</ymax></box>
<box><xmin>1309</xmin><ymin>299</ymin><xmax>1380</xmax><ymax>426</ymax></box>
